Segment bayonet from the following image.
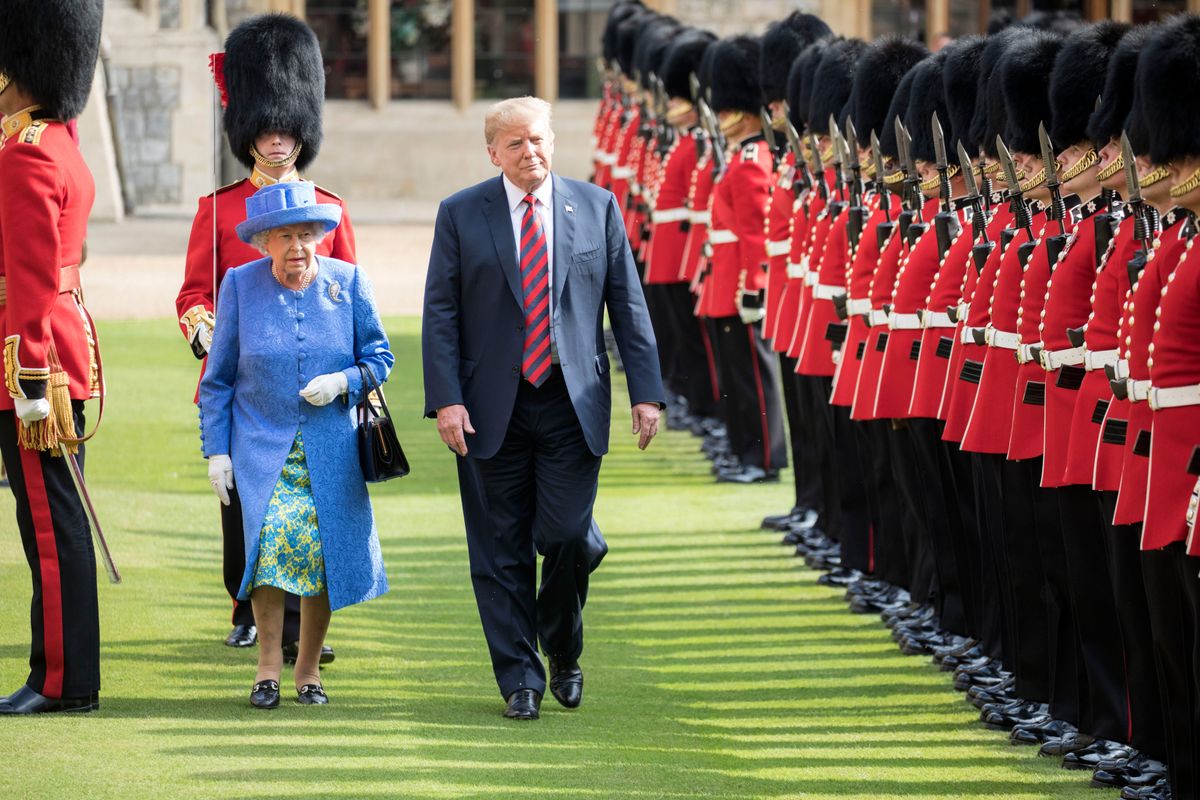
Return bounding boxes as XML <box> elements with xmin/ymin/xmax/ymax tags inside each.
<box><xmin>845</xmin><ymin>119</ymin><xmax>864</xmax><ymax>203</ymax></box>
<box><xmin>808</xmin><ymin>131</ymin><xmax>828</xmax><ymax>200</ymax></box>
<box><xmin>932</xmin><ymin>112</ymin><xmax>952</xmax><ymax>213</ymax></box>
<box><xmin>1121</xmin><ymin>132</ymin><xmax>1154</xmax><ymax>254</ymax></box>
<box><xmin>760</xmin><ymin>107</ymin><xmax>780</xmax><ymax>165</ymax></box>
<box><xmin>1039</xmin><ymin>122</ymin><xmax>1066</xmax><ymax>234</ymax></box>
<box><xmin>782</xmin><ymin>108</ymin><xmax>811</xmax><ymax>193</ymax></box>
<box><xmin>828</xmin><ymin>115</ymin><xmax>846</xmax><ymax>201</ymax></box>
<box><xmin>872</xmin><ymin>130</ymin><xmax>891</xmax><ymax>222</ymax></box>
<box><xmin>688</xmin><ymin>72</ymin><xmax>701</xmax><ymax>104</ymax></box>
<box><xmin>997</xmin><ymin>135</ymin><xmax>1033</xmax><ymax>234</ymax></box>
<box><xmin>958</xmin><ymin>141</ymin><xmax>993</xmax><ymax>273</ymax></box>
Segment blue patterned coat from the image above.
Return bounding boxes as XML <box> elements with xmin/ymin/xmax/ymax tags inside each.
<box><xmin>199</xmin><ymin>256</ymin><xmax>394</xmax><ymax>611</ymax></box>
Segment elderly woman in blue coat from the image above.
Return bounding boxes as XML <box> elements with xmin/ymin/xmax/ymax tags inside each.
<box><xmin>200</xmin><ymin>182</ymin><xmax>394</xmax><ymax>709</ymax></box>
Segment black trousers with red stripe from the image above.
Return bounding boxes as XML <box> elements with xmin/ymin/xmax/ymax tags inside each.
<box><xmin>662</xmin><ymin>283</ymin><xmax>720</xmax><ymax>420</ymax></box>
<box><xmin>711</xmin><ymin>316</ymin><xmax>787</xmax><ymax>472</ymax></box>
<box><xmin>0</xmin><ymin>405</ymin><xmax>100</xmax><ymax>699</ymax></box>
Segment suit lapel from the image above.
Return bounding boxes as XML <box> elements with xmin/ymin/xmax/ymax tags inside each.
<box><xmin>552</xmin><ymin>174</ymin><xmax>575</xmax><ymax>319</ymax></box>
<box><xmin>484</xmin><ymin>176</ymin><xmax>524</xmax><ymax>310</ymax></box>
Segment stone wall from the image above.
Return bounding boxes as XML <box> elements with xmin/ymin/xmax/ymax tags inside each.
<box><xmin>110</xmin><ymin>65</ymin><xmax>184</xmax><ymax>206</ymax></box>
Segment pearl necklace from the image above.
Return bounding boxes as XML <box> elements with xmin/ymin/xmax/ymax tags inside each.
<box><xmin>272</xmin><ymin>260</ymin><xmax>318</xmax><ymax>292</ymax></box>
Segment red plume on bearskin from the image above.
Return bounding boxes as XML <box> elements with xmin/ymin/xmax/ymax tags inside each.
<box><xmin>209</xmin><ymin>52</ymin><xmax>228</xmax><ymax>109</ymax></box>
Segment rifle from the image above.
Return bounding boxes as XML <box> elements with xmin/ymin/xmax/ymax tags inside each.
<box><xmin>872</xmin><ymin>130</ymin><xmax>897</xmax><ymax>251</ymax></box>
<box><xmin>1038</xmin><ymin>122</ymin><xmax>1070</xmax><ymax>267</ymax></box>
<box><xmin>807</xmin><ymin>130</ymin><xmax>828</xmax><ymax>202</ymax></box>
<box><xmin>698</xmin><ymin>98</ymin><xmax>726</xmax><ymax>180</ymax></box>
<box><xmin>895</xmin><ymin>118</ymin><xmax>923</xmax><ymax>245</ymax></box>
<box><xmin>844</xmin><ymin>120</ymin><xmax>866</xmax><ymax>253</ymax></box>
<box><xmin>931</xmin><ymin>112</ymin><xmax>961</xmax><ymax>260</ymax></box>
<box><xmin>828</xmin><ymin>115</ymin><xmax>846</xmax><ymax>204</ymax></box>
<box><xmin>996</xmin><ymin>135</ymin><xmax>1038</xmax><ymax>269</ymax></box>
<box><xmin>782</xmin><ymin>107</ymin><xmax>812</xmax><ymax>196</ymax></box>
<box><xmin>958</xmin><ymin>140</ymin><xmax>993</xmax><ymax>275</ymax></box>
<box><xmin>760</xmin><ymin>107</ymin><xmax>782</xmax><ymax>168</ymax></box>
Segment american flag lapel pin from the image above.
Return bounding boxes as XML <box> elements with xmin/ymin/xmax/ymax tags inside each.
<box><xmin>565</xmin><ymin>203</ymin><xmax>574</xmax><ymax>214</ymax></box>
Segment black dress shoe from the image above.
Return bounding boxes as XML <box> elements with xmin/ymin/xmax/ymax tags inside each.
<box><xmin>1093</xmin><ymin>756</ymin><xmax>1167</xmax><ymax>789</ymax></box>
<box><xmin>225</xmin><ymin>624</ymin><xmax>257</xmax><ymax>648</ymax></box>
<box><xmin>250</xmin><ymin>680</ymin><xmax>280</xmax><ymax>709</ymax></box>
<box><xmin>1039</xmin><ymin>731</ymin><xmax>1095</xmax><ymax>757</ymax></box>
<box><xmin>717</xmin><ymin>465</ymin><xmax>779</xmax><ymax>484</ymax></box>
<box><xmin>1011</xmin><ymin>717</ymin><xmax>1073</xmax><ymax>746</ymax></box>
<box><xmin>548</xmin><ymin>657</ymin><xmax>583</xmax><ymax>709</ymax></box>
<box><xmin>281</xmin><ymin>642</ymin><xmax>336</xmax><ymax>666</ymax></box>
<box><xmin>817</xmin><ymin>567</ymin><xmax>862</xmax><ymax>588</ymax></box>
<box><xmin>1062</xmin><ymin>740</ymin><xmax>1134</xmax><ymax>771</ymax></box>
<box><xmin>1122</xmin><ymin>779</ymin><xmax>1171</xmax><ymax>800</ymax></box>
<box><xmin>296</xmin><ymin>684</ymin><xmax>329</xmax><ymax>705</ymax></box>
<box><xmin>503</xmin><ymin>689</ymin><xmax>541</xmax><ymax>720</ymax></box>
<box><xmin>0</xmin><ymin>685</ymin><xmax>95</xmax><ymax>715</ymax></box>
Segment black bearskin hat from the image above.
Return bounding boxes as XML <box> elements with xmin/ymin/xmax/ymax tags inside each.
<box><xmin>878</xmin><ymin>63</ymin><xmax>919</xmax><ymax>160</ymax></box>
<box><xmin>634</xmin><ymin>19</ymin><xmax>682</xmax><ymax>89</ymax></box>
<box><xmin>786</xmin><ymin>39</ymin><xmax>831</xmax><ymax>131</ymax></box>
<box><xmin>710</xmin><ymin>36</ymin><xmax>763</xmax><ymax>114</ymax></box>
<box><xmin>0</xmin><ymin>0</ymin><xmax>103</xmax><ymax>121</ymax></box>
<box><xmin>760</xmin><ymin>13</ymin><xmax>832</xmax><ymax>102</ymax></box>
<box><xmin>1137</xmin><ymin>15</ymin><xmax>1200</xmax><ymax>165</ymax></box>
<box><xmin>809</xmin><ymin>38</ymin><xmax>866</xmax><ymax>135</ymax></box>
<box><xmin>662</xmin><ymin>29</ymin><xmax>717</xmax><ymax>100</ymax></box>
<box><xmin>999</xmin><ymin>31</ymin><xmax>1063</xmax><ymax>154</ymax></box>
<box><xmin>971</xmin><ymin>26</ymin><xmax>1032</xmax><ymax>158</ymax></box>
<box><xmin>942</xmin><ymin>36</ymin><xmax>985</xmax><ymax>153</ymax></box>
<box><xmin>850</xmin><ymin>36</ymin><xmax>928</xmax><ymax>143</ymax></box>
<box><xmin>1048</xmin><ymin>21</ymin><xmax>1128</xmax><ymax>148</ymax></box>
<box><xmin>1021</xmin><ymin>10</ymin><xmax>1085</xmax><ymax>36</ymax></box>
<box><xmin>603</xmin><ymin>2</ymin><xmax>644</xmax><ymax>64</ymax></box>
<box><xmin>616</xmin><ymin>10</ymin><xmax>657</xmax><ymax>77</ymax></box>
<box><xmin>904</xmin><ymin>52</ymin><xmax>951</xmax><ymax>164</ymax></box>
<box><xmin>1087</xmin><ymin>24</ymin><xmax>1154</xmax><ymax>147</ymax></box>
<box><xmin>223</xmin><ymin>14</ymin><xmax>326</xmax><ymax>172</ymax></box>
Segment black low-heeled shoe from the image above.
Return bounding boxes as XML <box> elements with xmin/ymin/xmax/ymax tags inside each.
<box><xmin>296</xmin><ymin>684</ymin><xmax>329</xmax><ymax>705</ymax></box>
<box><xmin>250</xmin><ymin>680</ymin><xmax>280</xmax><ymax>709</ymax></box>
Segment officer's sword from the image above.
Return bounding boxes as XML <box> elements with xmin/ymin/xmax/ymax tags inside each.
<box><xmin>58</xmin><ymin>443</ymin><xmax>120</xmax><ymax>584</ymax></box>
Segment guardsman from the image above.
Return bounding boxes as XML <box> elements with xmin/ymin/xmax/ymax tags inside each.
<box><xmin>645</xmin><ymin>29</ymin><xmax>719</xmax><ymax>432</ymax></box>
<box><xmin>0</xmin><ymin>0</ymin><xmax>104</xmax><ymax>715</ymax></box>
<box><xmin>608</xmin><ymin>11</ymin><xmax>656</xmax><ymax>222</ymax></box>
<box><xmin>757</xmin><ymin>12</ymin><xmax>830</xmax><ymax>530</ymax></box>
<box><xmin>175</xmin><ymin>14</ymin><xmax>355</xmax><ymax>657</ymax></box>
<box><xmin>592</xmin><ymin>2</ymin><xmax>645</xmax><ymax>189</ymax></box>
<box><xmin>702</xmin><ymin>36</ymin><xmax>787</xmax><ymax>484</ymax></box>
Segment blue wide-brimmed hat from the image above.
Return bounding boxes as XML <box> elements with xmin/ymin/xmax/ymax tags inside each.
<box><xmin>235</xmin><ymin>181</ymin><xmax>342</xmax><ymax>244</ymax></box>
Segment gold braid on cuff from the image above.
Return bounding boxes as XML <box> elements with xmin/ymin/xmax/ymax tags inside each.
<box><xmin>250</xmin><ymin>141</ymin><xmax>302</xmax><ymax>170</ymax></box>
<box><xmin>1060</xmin><ymin>148</ymin><xmax>1098</xmax><ymax>182</ymax></box>
<box><xmin>1170</xmin><ymin>165</ymin><xmax>1200</xmax><ymax>198</ymax></box>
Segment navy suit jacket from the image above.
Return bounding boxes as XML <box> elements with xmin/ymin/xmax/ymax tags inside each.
<box><xmin>422</xmin><ymin>173</ymin><xmax>665</xmax><ymax>460</ymax></box>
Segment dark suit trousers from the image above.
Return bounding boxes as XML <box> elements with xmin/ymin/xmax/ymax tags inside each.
<box><xmin>0</xmin><ymin>405</ymin><xmax>100</xmax><ymax>699</ymax></box>
<box><xmin>462</xmin><ymin>368</ymin><xmax>602</xmax><ymax>698</ymax></box>
<box><xmin>221</xmin><ymin>487</ymin><xmax>301</xmax><ymax>643</ymax></box>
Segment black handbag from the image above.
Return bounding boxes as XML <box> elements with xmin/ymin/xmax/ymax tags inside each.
<box><xmin>357</xmin><ymin>365</ymin><xmax>410</xmax><ymax>482</ymax></box>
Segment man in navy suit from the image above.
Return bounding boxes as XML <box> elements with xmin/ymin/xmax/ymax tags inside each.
<box><xmin>422</xmin><ymin>97</ymin><xmax>665</xmax><ymax>720</ymax></box>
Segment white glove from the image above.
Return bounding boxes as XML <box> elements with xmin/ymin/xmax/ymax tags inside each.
<box><xmin>300</xmin><ymin>371</ymin><xmax>349</xmax><ymax>407</ymax></box>
<box><xmin>208</xmin><ymin>455</ymin><xmax>234</xmax><ymax>506</ymax></box>
<box><xmin>14</xmin><ymin>396</ymin><xmax>51</xmax><ymax>424</ymax></box>
<box><xmin>194</xmin><ymin>322</ymin><xmax>213</xmax><ymax>354</ymax></box>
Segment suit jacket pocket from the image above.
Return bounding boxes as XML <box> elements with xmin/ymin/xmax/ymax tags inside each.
<box><xmin>594</xmin><ymin>353</ymin><xmax>610</xmax><ymax>375</ymax></box>
<box><xmin>459</xmin><ymin>358</ymin><xmax>477</xmax><ymax>379</ymax></box>
<box><xmin>573</xmin><ymin>243</ymin><xmax>603</xmax><ymax>265</ymax></box>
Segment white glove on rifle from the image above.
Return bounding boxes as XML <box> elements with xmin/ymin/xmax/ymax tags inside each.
<box><xmin>737</xmin><ymin>291</ymin><xmax>766</xmax><ymax>325</ymax></box>
<box><xmin>14</xmin><ymin>397</ymin><xmax>51</xmax><ymax>424</ymax></box>
<box><xmin>194</xmin><ymin>322</ymin><xmax>213</xmax><ymax>355</ymax></box>
<box><xmin>208</xmin><ymin>454</ymin><xmax>234</xmax><ymax>506</ymax></box>
<box><xmin>299</xmin><ymin>372</ymin><xmax>348</xmax><ymax>407</ymax></box>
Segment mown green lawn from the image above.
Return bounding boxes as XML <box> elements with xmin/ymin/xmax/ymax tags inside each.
<box><xmin>0</xmin><ymin>317</ymin><xmax>1099</xmax><ymax>798</ymax></box>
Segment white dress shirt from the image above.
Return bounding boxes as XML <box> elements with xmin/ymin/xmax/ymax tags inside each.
<box><xmin>502</xmin><ymin>173</ymin><xmax>557</xmax><ymax>359</ymax></box>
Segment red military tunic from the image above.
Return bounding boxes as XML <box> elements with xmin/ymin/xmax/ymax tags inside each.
<box><xmin>797</xmin><ymin>198</ymin><xmax>850</xmax><ymax>377</ymax></box>
<box><xmin>910</xmin><ymin>203</ymin><xmax>977</xmax><ymax>419</ymax></box>
<box><xmin>703</xmin><ymin>136</ymin><xmax>772</xmax><ymax>320</ymax></box>
<box><xmin>644</xmin><ymin>132</ymin><xmax>697</xmax><ymax>285</ymax></box>
<box><xmin>594</xmin><ymin>98</ymin><xmax>624</xmax><ymax>191</ymax></box>
<box><xmin>777</xmin><ymin>169</ymin><xmax>830</xmax><ymax>359</ymax></box>
<box><xmin>763</xmin><ymin>152</ymin><xmax>797</xmax><ymax>340</ymax></box>
<box><xmin>1144</xmin><ymin>231</ymin><xmax>1200</xmax><ymax>552</ymax></box>
<box><xmin>682</xmin><ymin>150</ymin><xmax>716</xmax><ymax>289</ymax></box>
<box><xmin>961</xmin><ymin>210</ymin><xmax>1046</xmax><ymax>455</ymax></box>
<box><xmin>1113</xmin><ymin>209</ymin><xmax>1191</xmax><ymax>530</ymax></box>
<box><xmin>849</xmin><ymin>226</ymin><xmax>902</xmax><ymax>420</ymax></box>
<box><xmin>1089</xmin><ymin>219</ymin><xmax>1139</xmax><ymax>491</ymax></box>
<box><xmin>609</xmin><ymin>107</ymin><xmax>641</xmax><ymax>214</ymax></box>
<box><xmin>876</xmin><ymin>198</ymin><xmax>950</xmax><ymax>419</ymax></box>
<box><xmin>1039</xmin><ymin>199</ymin><xmax>1104</xmax><ymax>486</ymax></box>
<box><xmin>175</xmin><ymin>168</ymin><xmax>356</xmax><ymax>385</ymax></box>
<box><xmin>1</xmin><ymin>110</ymin><xmax>99</xmax><ymax>414</ymax></box>
<box><xmin>623</xmin><ymin>133</ymin><xmax>649</xmax><ymax>250</ymax></box>
<box><xmin>832</xmin><ymin>201</ymin><xmax>890</xmax><ymax>407</ymax></box>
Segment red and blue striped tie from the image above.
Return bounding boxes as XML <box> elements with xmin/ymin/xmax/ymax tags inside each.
<box><xmin>519</xmin><ymin>193</ymin><xmax>551</xmax><ymax>386</ymax></box>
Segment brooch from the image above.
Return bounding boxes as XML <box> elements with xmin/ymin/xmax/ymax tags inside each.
<box><xmin>328</xmin><ymin>281</ymin><xmax>344</xmax><ymax>303</ymax></box>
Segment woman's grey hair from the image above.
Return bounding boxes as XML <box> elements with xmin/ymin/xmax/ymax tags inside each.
<box><xmin>251</xmin><ymin>222</ymin><xmax>327</xmax><ymax>255</ymax></box>
<box><xmin>484</xmin><ymin>96</ymin><xmax>553</xmax><ymax>145</ymax></box>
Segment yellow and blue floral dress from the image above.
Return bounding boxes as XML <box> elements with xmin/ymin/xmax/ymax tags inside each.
<box><xmin>252</xmin><ymin>431</ymin><xmax>326</xmax><ymax>595</ymax></box>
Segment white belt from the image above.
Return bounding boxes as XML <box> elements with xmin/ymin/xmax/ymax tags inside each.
<box><xmin>922</xmin><ymin>311</ymin><xmax>955</xmax><ymax>329</ymax></box>
<box><xmin>766</xmin><ymin>240</ymin><xmax>791</xmax><ymax>257</ymax></box>
<box><xmin>1084</xmin><ymin>348</ymin><xmax>1119</xmax><ymax>372</ymax></box>
<box><xmin>598</xmin><ymin>152</ymin><xmax>617</xmax><ymax>166</ymax></box>
<box><xmin>956</xmin><ymin>302</ymin><xmax>970</xmax><ymax>321</ymax></box>
<box><xmin>1112</xmin><ymin>358</ymin><xmax>1131</xmax><ymax>381</ymax></box>
<box><xmin>1040</xmin><ymin>346</ymin><xmax>1086</xmax><ymax>371</ymax></box>
<box><xmin>1017</xmin><ymin>343</ymin><xmax>1039</xmax><ymax>364</ymax></box>
<box><xmin>793</xmin><ymin>197</ymin><xmax>805</xmax><ymax>212</ymax></box>
<box><xmin>611</xmin><ymin>166</ymin><xmax>634</xmax><ymax>179</ymax></box>
<box><xmin>709</xmin><ymin>229</ymin><xmax>738</xmax><ymax>245</ymax></box>
<box><xmin>847</xmin><ymin>298</ymin><xmax>872</xmax><ymax>316</ymax></box>
<box><xmin>888</xmin><ymin>312</ymin><xmax>922</xmax><ymax>330</ymax></box>
<box><xmin>1128</xmin><ymin>379</ymin><xmax>1152</xmax><ymax>403</ymax></box>
<box><xmin>690</xmin><ymin>210</ymin><xmax>711</xmax><ymax>225</ymax></box>
<box><xmin>866</xmin><ymin>309</ymin><xmax>889</xmax><ymax>327</ymax></box>
<box><xmin>786</xmin><ymin>261</ymin><xmax>806</xmax><ymax>280</ymax></box>
<box><xmin>961</xmin><ymin>325</ymin><xmax>984</xmax><ymax>345</ymax></box>
<box><xmin>804</xmin><ymin>271</ymin><xmax>819</xmax><ymax>287</ymax></box>
<box><xmin>1149</xmin><ymin>383</ymin><xmax>1200</xmax><ymax>410</ymax></box>
<box><xmin>813</xmin><ymin>284</ymin><xmax>845</xmax><ymax>301</ymax></box>
<box><xmin>651</xmin><ymin>207</ymin><xmax>690</xmax><ymax>224</ymax></box>
<box><xmin>630</xmin><ymin>182</ymin><xmax>643</xmax><ymax>195</ymax></box>
<box><xmin>986</xmin><ymin>326</ymin><xmax>1021</xmax><ymax>350</ymax></box>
